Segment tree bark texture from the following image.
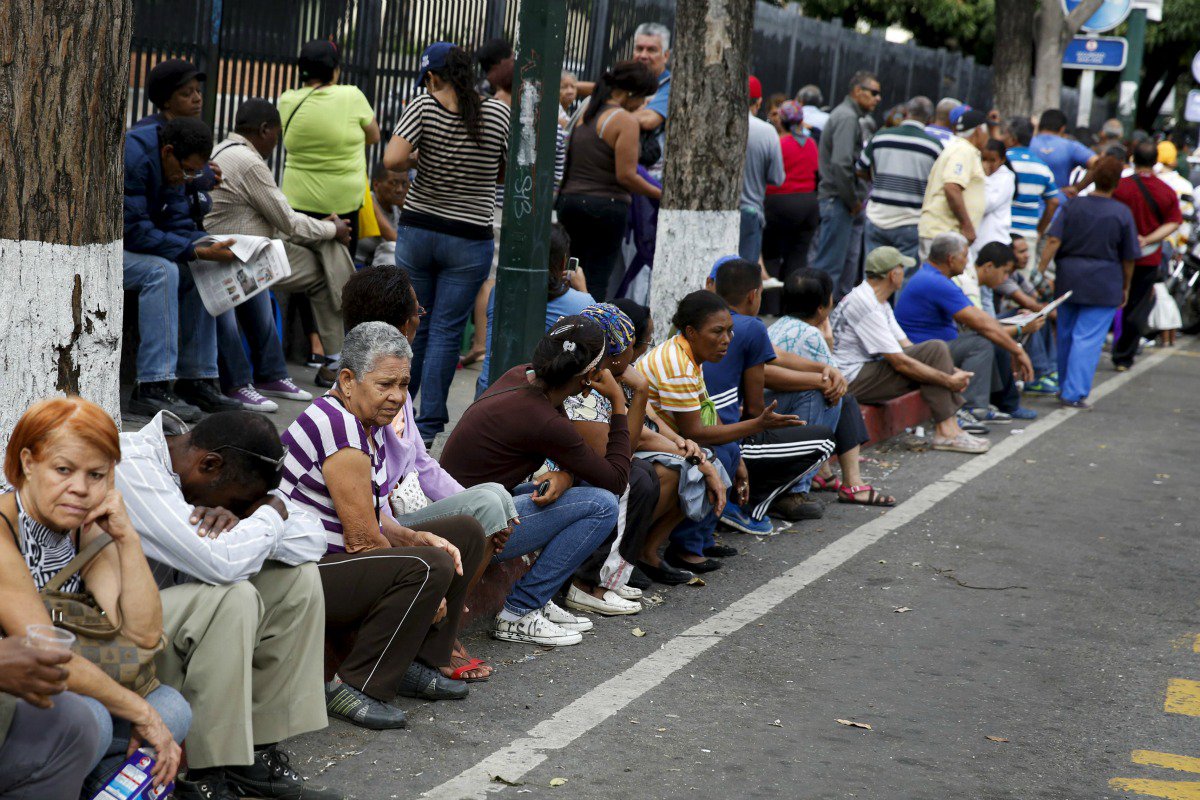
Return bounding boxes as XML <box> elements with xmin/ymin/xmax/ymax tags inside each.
<box><xmin>1032</xmin><ymin>0</ymin><xmax>1104</xmax><ymax>115</ymax></box>
<box><xmin>992</xmin><ymin>0</ymin><xmax>1036</xmax><ymax>118</ymax></box>
<box><xmin>0</xmin><ymin>0</ymin><xmax>131</xmax><ymax>456</ymax></box>
<box><xmin>651</xmin><ymin>0</ymin><xmax>756</xmax><ymax>332</ymax></box>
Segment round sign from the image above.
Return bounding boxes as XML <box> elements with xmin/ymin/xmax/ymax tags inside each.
<box><xmin>1062</xmin><ymin>0</ymin><xmax>1133</xmax><ymax>33</ymax></box>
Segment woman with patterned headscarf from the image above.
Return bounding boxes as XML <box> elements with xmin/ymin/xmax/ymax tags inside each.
<box><xmin>764</xmin><ymin>99</ymin><xmax>821</xmax><ymax>287</ymax></box>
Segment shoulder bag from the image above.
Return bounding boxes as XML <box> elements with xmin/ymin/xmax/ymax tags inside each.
<box><xmin>0</xmin><ymin>493</ymin><xmax>164</xmax><ymax>697</ymax></box>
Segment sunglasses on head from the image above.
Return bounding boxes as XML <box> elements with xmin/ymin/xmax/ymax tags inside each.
<box><xmin>212</xmin><ymin>444</ymin><xmax>289</xmax><ymax>473</ymax></box>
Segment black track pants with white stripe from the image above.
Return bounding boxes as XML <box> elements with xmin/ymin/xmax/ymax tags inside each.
<box><xmin>740</xmin><ymin>425</ymin><xmax>836</xmax><ymax>520</ymax></box>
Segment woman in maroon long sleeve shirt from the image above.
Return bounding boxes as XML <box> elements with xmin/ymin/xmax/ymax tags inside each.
<box><xmin>441</xmin><ymin>317</ymin><xmax>631</xmax><ymax>647</ymax></box>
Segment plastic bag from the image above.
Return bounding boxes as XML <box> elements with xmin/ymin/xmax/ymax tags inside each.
<box><xmin>1148</xmin><ymin>282</ymin><xmax>1182</xmax><ymax>332</ymax></box>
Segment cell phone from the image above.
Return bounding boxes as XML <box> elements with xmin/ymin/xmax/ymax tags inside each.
<box><xmin>535</xmin><ymin>480</ymin><xmax>551</xmax><ymax>498</ymax></box>
<box><xmin>565</xmin><ymin>257</ymin><xmax>579</xmax><ymax>273</ymax></box>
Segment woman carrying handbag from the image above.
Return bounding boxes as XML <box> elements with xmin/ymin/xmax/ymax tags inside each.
<box><xmin>0</xmin><ymin>397</ymin><xmax>189</xmax><ymax>794</ymax></box>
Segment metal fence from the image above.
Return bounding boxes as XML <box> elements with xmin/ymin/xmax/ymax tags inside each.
<box><xmin>128</xmin><ymin>0</ymin><xmax>1029</xmax><ymax>177</ymax></box>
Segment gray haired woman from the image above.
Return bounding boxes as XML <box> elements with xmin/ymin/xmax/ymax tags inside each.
<box><xmin>279</xmin><ymin>322</ymin><xmax>488</xmax><ymax>731</ymax></box>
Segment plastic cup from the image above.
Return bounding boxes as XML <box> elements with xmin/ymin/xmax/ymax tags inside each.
<box><xmin>25</xmin><ymin>624</ymin><xmax>75</xmax><ymax>653</ymax></box>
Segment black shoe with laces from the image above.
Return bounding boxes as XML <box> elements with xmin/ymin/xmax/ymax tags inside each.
<box><xmin>224</xmin><ymin>745</ymin><xmax>342</xmax><ymax>799</ymax></box>
<box><xmin>175</xmin><ymin>379</ymin><xmax>242</xmax><ymax>413</ymax></box>
<box><xmin>175</xmin><ymin>770</ymin><xmax>239</xmax><ymax>800</ymax></box>
<box><xmin>126</xmin><ymin>381</ymin><xmax>202</xmax><ymax>422</ymax></box>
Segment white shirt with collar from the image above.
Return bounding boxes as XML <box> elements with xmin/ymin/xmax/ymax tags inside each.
<box><xmin>115</xmin><ymin>411</ymin><xmax>327</xmax><ymax>586</ymax></box>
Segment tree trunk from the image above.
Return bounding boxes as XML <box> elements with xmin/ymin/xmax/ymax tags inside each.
<box><xmin>650</xmin><ymin>0</ymin><xmax>756</xmax><ymax>330</ymax></box>
<box><xmin>0</xmin><ymin>0</ymin><xmax>131</xmax><ymax>456</ymax></box>
<box><xmin>1032</xmin><ymin>0</ymin><xmax>1105</xmax><ymax>115</ymax></box>
<box><xmin>992</xmin><ymin>0</ymin><xmax>1035</xmax><ymax>118</ymax></box>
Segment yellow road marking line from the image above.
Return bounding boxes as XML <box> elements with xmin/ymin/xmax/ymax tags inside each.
<box><xmin>1109</xmin><ymin>778</ymin><xmax>1200</xmax><ymax>799</ymax></box>
<box><xmin>1133</xmin><ymin>751</ymin><xmax>1200</xmax><ymax>775</ymax></box>
<box><xmin>1165</xmin><ymin>679</ymin><xmax>1200</xmax><ymax>716</ymax></box>
<box><xmin>1193</xmin><ymin>634</ymin><xmax>1200</xmax><ymax>653</ymax></box>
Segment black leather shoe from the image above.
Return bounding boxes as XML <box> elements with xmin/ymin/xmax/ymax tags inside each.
<box><xmin>175</xmin><ymin>379</ymin><xmax>242</xmax><ymax>413</ymax></box>
<box><xmin>626</xmin><ymin>565</ymin><xmax>652</xmax><ymax>590</ymax></box>
<box><xmin>664</xmin><ymin>549</ymin><xmax>722</xmax><ymax>574</ymax></box>
<box><xmin>635</xmin><ymin>558</ymin><xmax>695</xmax><ymax>585</ymax></box>
<box><xmin>225</xmin><ymin>745</ymin><xmax>342</xmax><ymax>799</ymax></box>
<box><xmin>175</xmin><ymin>771</ymin><xmax>238</xmax><ymax>800</ymax></box>
<box><xmin>314</xmin><ymin>363</ymin><xmax>337</xmax><ymax>389</ymax></box>
<box><xmin>398</xmin><ymin>660</ymin><xmax>469</xmax><ymax>701</ymax></box>
<box><xmin>126</xmin><ymin>381</ymin><xmax>202</xmax><ymax>422</ymax></box>
<box><xmin>770</xmin><ymin>493</ymin><xmax>825</xmax><ymax>521</ymax></box>
<box><xmin>703</xmin><ymin>544</ymin><xmax>738</xmax><ymax>558</ymax></box>
<box><xmin>326</xmin><ymin>681</ymin><xmax>407</xmax><ymax>730</ymax></box>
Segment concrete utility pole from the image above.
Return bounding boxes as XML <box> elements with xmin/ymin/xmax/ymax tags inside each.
<box><xmin>650</xmin><ymin>0</ymin><xmax>756</xmax><ymax>331</ymax></box>
<box><xmin>489</xmin><ymin>0</ymin><xmax>568</xmax><ymax>384</ymax></box>
<box><xmin>0</xmin><ymin>0</ymin><xmax>132</xmax><ymax>454</ymax></box>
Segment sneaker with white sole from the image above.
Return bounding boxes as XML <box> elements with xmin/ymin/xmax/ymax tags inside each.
<box><xmin>931</xmin><ymin>431</ymin><xmax>990</xmax><ymax>454</ymax></box>
<box><xmin>611</xmin><ymin>584</ymin><xmax>643</xmax><ymax>601</ymax></box>
<box><xmin>541</xmin><ymin>599</ymin><xmax>594</xmax><ymax>631</ymax></box>
<box><xmin>492</xmin><ymin>609</ymin><xmax>583</xmax><ymax>646</ymax></box>
<box><xmin>254</xmin><ymin>378</ymin><xmax>313</xmax><ymax>401</ymax></box>
<box><xmin>226</xmin><ymin>385</ymin><xmax>279</xmax><ymax>413</ymax></box>
<box><xmin>955</xmin><ymin>409</ymin><xmax>990</xmax><ymax>435</ymax></box>
<box><xmin>967</xmin><ymin>405</ymin><xmax>1013</xmax><ymax>424</ymax></box>
<box><xmin>564</xmin><ymin>584</ymin><xmax>641</xmax><ymax>616</ymax></box>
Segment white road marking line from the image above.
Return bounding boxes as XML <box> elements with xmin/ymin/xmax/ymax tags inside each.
<box><xmin>422</xmin><ymin>349</ymin><xmax>1174</xmax><ymax>799</ymax></box>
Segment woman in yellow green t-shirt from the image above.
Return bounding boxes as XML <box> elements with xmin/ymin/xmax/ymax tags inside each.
<box><xmin>278</xmin><ymin>39</ymin><xmax>380</xmax><ymax>252</ymax></box>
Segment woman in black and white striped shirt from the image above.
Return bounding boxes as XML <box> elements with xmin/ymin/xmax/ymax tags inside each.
<box><xmin>384</xmin><ymin>41</ymin><xmax>511</xmax><ymax>445</ymax></box>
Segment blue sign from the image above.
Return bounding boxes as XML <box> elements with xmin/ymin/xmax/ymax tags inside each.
<box><xmin>1063</xmin><ymin>36</ymin><xmax>1128</xmax><ymax>71</ymax></box>
<box><xmin>1063</xmin><ymin>0</ymin><xmax>1133</xmax><ymax>32</ymax></box>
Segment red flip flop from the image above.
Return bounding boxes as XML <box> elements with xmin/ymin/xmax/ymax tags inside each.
<box><xmin>448</xmin><ymin>657</ymin><xmax>492</xmax><ymax>682</ymax></box>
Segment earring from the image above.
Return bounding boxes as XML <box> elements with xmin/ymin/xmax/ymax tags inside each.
<box><xmin>582</xmin><ymin>380</ymin><xmax>592</xmax><ymax>388</ymax></box>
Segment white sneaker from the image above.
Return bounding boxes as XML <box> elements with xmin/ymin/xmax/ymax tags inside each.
<box><xmin>611</xmin><ymin>584</ymin><xmax>643</xmax><ymax>601</ymax></box>
<box><xmin>565</xmin><ymin>584</ymin><xmax>641</xmax><ymax>616</ymax></box>
<box><xmin>541</xmin><ymin>599</ymin><xmax>594</xmax><ymax>631</ymax></box>
<box><xmin>492</xmin><ymin>609</ymin><xmax>582</xmax><ymax>647</ymax></box>
<box><xmin>761</xmin><ymin>276</ymin><xmax>785</xmax><ymax>290</ymax></box>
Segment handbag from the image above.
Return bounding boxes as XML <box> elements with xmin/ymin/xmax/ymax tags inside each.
<box><xmin>0</xmin><ymin>493</ymin><xmax>164</xmax><ymax>697</ymax></box>
<box><xmin>388</xmin><ymin>471</ymin><xmax>430</xmax><ymax>518</ymax></box>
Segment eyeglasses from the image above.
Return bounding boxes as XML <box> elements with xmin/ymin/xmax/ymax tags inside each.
<box><xmin>211</xmin><ymin>444</ymin><xmax>289</xmax><ymax>473</ymax></box>
<box><xmin>858</xmin><ymin>86</ymin><xmax>882</xmax><ymax>98</ymax></box>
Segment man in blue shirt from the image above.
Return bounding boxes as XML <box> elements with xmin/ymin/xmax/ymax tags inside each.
<box><xmin>1029</xmin><ymin>108</ymin><xmax>1098</xmax><ymax>195</ymax></box>
<box><xmin>702</xmin><ymin>258</ymin><xmax>834</xmax><ymax>525</ymax></box>
<box><xmin>894</xmin><ymin>232</ymin><xmax>1033</xmax><ymax>422</ymax></box>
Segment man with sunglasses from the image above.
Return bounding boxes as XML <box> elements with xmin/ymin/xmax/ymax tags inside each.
<box><xmin>123</xmin><ymin>116</ymin><xmax>242</xmax><ymax>422</ymax></box>
<box><xmin>114</xmin><ymin>410</ymin><xmax>341</xmax><ymax>800</ymax></box>
<box><xmin>812</xmin><ymin>71</ymin><xmax>882</xmax><ymax>300</ymax></box>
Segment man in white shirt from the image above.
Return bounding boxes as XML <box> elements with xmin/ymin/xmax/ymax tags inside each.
<box><xmin>831</xmin><ymin>247</ymin><xmax>987</xmax><ymax>454</ymax></box>
<box><xmin>116</xmin><ymin>410</ymin><xmax>340</xmax><ymax>800</ymax></box>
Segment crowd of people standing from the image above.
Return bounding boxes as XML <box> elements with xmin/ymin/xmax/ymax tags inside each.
<box><xmin>1</xmin><ymin>19</ymin><xmax>1193</xmax><ymax>800</ymax></box>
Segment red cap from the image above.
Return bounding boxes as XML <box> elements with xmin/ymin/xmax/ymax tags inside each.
<box><xmin>748</xmin><ymin>75</ymin><xmax>762</xmax><ymax>100</ymax></box>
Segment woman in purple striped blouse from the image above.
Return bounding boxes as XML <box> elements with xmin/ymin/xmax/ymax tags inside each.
<box><xmin>280</xmin><ymin>322</ymin><xmax>488</xmax><ymax>732</ymax></box>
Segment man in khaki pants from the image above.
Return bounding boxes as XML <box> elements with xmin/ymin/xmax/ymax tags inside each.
<box><xmin>116</xmin><ymin>410</ymin><xmax>340</xmax><ymax>800</ymax></box>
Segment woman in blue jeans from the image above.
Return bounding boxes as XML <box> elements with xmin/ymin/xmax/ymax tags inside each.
<box><xmin>440</xmin><ymin>317</ymin><xmax>630</xmax><ymax>647</ymax></box>
<box><xmin>384</xmin><ymin>43</ymin><xmax>512</xmax><ymax>442</ymax></box>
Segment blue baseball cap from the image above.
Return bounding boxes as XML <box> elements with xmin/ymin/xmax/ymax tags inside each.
<box><xmin>708</xmin><ymin>255</ymin><xmax>740</xmax><ymax>281</ymax></box>
<box><xmin>417</xmin><ymin>42</ymin><xmax>456</xmax><ymax>88</ymax></box>
<box><xmin>948</xmin><ymin>104</ymin><xmax>973</xmax><ymax>125</ymax></box>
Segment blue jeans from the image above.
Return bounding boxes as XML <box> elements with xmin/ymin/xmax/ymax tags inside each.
<box><xmin>123</xmin><ymin>251</ymin><xmax>180</xmax><ymax>383</ymax></box>
<box><xmin>864</xmin><ymin>221</ymin><xmax>919</xmax><ymax>264</ymax></box>
<box><xmin>1056</xmin><ymin>302</ymin><xmax>1115</xmax><ymax>402</ymax></box>
<box><xmin>496</xmin><ymin>484</ymin><xmax>618</xmax><ymax>616</ymax></box>
<box><xmin>82</xmin><ymin>684</ymin><xmax>191</xmax><ymax>793</ymax></box>
<box><xmin>770</xmin><ymin>389</ymin><xmax>842</xmax><ymax>493</ymax></box>
<box><xmin>216</xmin><ymin>290</ymin><xmax>289</xmax><ymax>389</ymax></box>
<box><xmin>811</xmin><ymin>197</ymin><xmax>858</xmax><ymax>296</ymax></box>
<box><xmin>395</xmin><ymin>225</ymin><xmax>495</xmax><ymax>440</ymax></box>
<box><xmin>669</xmin><ymin>441</ymin><xmax>740</xmax><ymax>556</ymax></box>
<box><xmin>739</xmin><ymin>207</ymin><xmax>765</xmax><ymax>262</ymax></box>
<box><xmin>1026</xmin><ymin>322</ymin><xmax>1057</xmax><ymax>379</ymax></box>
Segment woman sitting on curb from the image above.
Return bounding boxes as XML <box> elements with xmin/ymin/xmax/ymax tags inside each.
<box><xmin>440</xmin><ymin>317</ymin><xmax>629</xmax><ymax>647</ymax></box>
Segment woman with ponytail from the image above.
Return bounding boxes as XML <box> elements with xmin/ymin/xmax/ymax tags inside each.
<box><xmin>384</xmin><ymin>42</ymin><xmax>511</xmax><ymax>444</ymax></box>
<box><xmin>558</xmin><ymin>60</ymin><xmax>661</xmax><ymax>300</ymax></box>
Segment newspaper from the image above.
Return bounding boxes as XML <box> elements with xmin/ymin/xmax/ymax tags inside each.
<box><xmin>1000</xmin><ymin>290</ymin><xmax>1072</xmax><ymax>327</ymax></box>
<box><xmin>190</xmin><ymin>234</ymin><xmax>292</xmax><ymax>317</ymax></box>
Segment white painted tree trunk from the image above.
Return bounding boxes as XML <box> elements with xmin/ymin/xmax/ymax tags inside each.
<box><xmin>649</xmin><ymin>0</ymin><xmax>756</xmax><ymax>330</ymax></box>
<box><xmin>0</xmin><ymin>0</ymin><xmax>132</xmax><ymax>458</ymax></box>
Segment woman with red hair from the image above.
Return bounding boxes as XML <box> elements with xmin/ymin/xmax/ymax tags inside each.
<box><xmin>0</xmin><ymin>396</ymin><xmax>189</xmax><ymax>794</ymax></box>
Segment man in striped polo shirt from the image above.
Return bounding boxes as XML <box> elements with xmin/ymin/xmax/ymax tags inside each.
<box><xmin>857</xmin><ymin>96</ymin><xmax>943</xmax><ymax>265</ymax></box>
<box><xmin>1002</xmin><ymin>117</ymin><xmax>1060</xmax><ymax>260</ymax></box>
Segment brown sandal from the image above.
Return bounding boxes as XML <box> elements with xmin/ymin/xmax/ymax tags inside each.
<box><xmin>837</xmin><ymin>485</ymin><xmax>896</xmax><ymax>507</ymax></box>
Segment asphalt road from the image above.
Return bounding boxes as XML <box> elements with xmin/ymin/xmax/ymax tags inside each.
<box><xmin>282</xmin><ymin>341</ymin><xmax>1199</xmax><ymax>800</ymax></box>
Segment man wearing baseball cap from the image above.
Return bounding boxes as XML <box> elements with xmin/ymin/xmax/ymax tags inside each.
<box><xmin>740</xmin><ymin>75</ymin><xmax>785</xmax><ymax>262</ymax></box>
<box><xmin>830</xmin><ymin>246</ymin><xmax>988</xmax><ymax>454</ymax></box>
<box><xmin>917</xmin><ymin>107</ymin><xmax>989</xmax><ymax>259</ymax></box>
